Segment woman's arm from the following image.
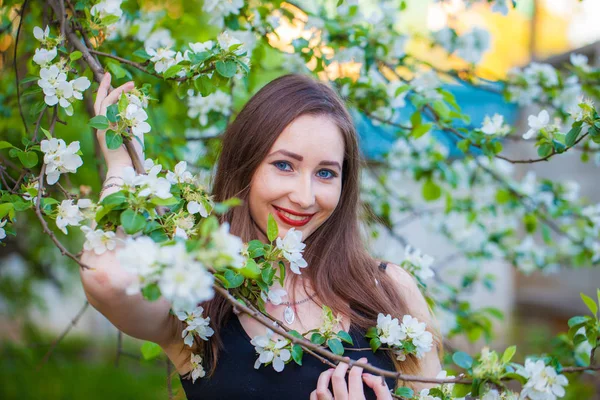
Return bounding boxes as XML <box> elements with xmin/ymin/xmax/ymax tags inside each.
<box><xmin>79</xmin><ymin>73</ymin><xmax>191</xmax><ymax>372</ymax></box>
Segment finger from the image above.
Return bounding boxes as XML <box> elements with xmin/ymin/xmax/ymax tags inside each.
<box><xmin>310</xmin><ymin>390</ymin><xmax>317</xmax><ymax>400</ymax></box>
<box><xmin>332</xmin><ymin>360</ymin><xmax>350</xmax><ymax>400</ymax></box>
<box><xmin>362</xmin><ymin>373</ymin><xmax>392</xmax><ymax>400</ymax></box>
<box><xmin>99</xmin><ymin>81</ymin><xmax>135</xmax><ymax>115</ymax></box>
<box><xmin>94</xmin><ymin>72</ymin><xmax>111</xmax><ymax>115</ymax></box>
<box><xmin>348</xmin><ymin>358</ymin><xmax>367</xmax><ymax>400</ymax></box>
<box><xmin>315</xmin><ymin>369</ymin><xmax>335</xmax><ymax>400</ymax></box>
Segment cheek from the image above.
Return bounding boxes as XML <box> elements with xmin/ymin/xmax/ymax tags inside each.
<box><xmin>318</xmin><ymin>182</ymin><xmax>342</xmax><ymax>214</ymax></box>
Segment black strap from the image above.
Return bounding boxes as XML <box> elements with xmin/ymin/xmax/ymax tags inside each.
<box><xmin>378</xmin><ymin>261</ymin><xmax>388</xmax><ymax>271</ymax></box>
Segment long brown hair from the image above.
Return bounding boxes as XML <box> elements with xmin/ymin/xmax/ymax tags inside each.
<box><xmin>198</xmin><ymin>74</ymin><xmax>439</xmax><ymax>389</ymax></box>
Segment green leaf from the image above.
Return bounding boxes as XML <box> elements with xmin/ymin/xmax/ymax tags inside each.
<box><xmin>216</xmin><ymin>60</ymin><xmax>237</xmax><ymax>78</ymax></box>
<box><xmin>565</xmin><ymin>125</ymin><xmax>582</xmax><ymax>147</ymax></box>
<box><xmin>369</xmin><ymin>337</ymin><xmax>381</xmax><ymax>352</ymax></box>
<box><xmin>17</xmin><ymin>151</ymin><xmax>38</xmax><ymax>168</ymax></box>
<box><xmin>336</xmin><ymin>330</ymin><xmax>353</xmax><ymax>345</ymax></box>
<box><xmin>568</xmin><ymin>315</ymin><xmax>590</xmax><ymax>328</ymax></box>
<box><xmin>502</xmin><ymin>345</ymin><xmax>517</xmax><ymax>364</ymax></box>
<box><xmin>120</xmin><ymin>209</ymin><xmax>146</xmax><ymax>234</ymax></box>
<box><xmin>69</xmin><ymin>51</ymin><xmax>83</xmax><ymax>61</ymax></box>
<box><xmin>140</xmin><ymin>341</ymin><xmax>162</xmax><ymax>361</ymax></box>
<box><xmin>118</xmin><ymin>92</ymin><xmax>128</xmax><ymax>114</ymax></box>
<box><xmin>581</xmin><ymin>292</ymin><xmax>598</xmax><ymax>316</ymax></box>
<box><xmin>452</xmin><ymin>351</ymin><xmax>473</xmax><ymax>369</ymax></box>
<box><xmin>452</xmin><ymin>384</ymin><xmax>472</xmax><ymax>398</ymax></box>
<box><xmin>365</xmin><ymin>326</ymin><xmax>378</xmax><ymax>339</ymax></box>
<box><xmin>0</xmin><ymin>203</ymin><xmax>15</xmax><ymax>220</ymax></box>
<box><xmin>0</xmin><ymin>141</ymin><xmax>14</xmax><ymax>149</ymax></box>
<box><xmin>223</xmin><ymin>269</ymin><xmax>244</xmax><ymax>288</ymax></box>
<box><xmin>291</xmin><ymin>344</ymin><xmax>303</xmax><ymax>365</ymax></box>
<box><xmin>40</xmin><ymin>127</ymin><xmax>52</xmax><ymax>140</ymax></box>
<box><xmin>327</xmin><ymin>338</ymin><xmax>344</xmax><ymax>355</ymax></box>
<box><xmin>105</xmin><ymin>130</ymin><xmax>123</xmax><ymax>150</ymax></box>
<box><xmin>150</xmin><ymin>196</ymin><xmax>179</xmax><ymax>206</ymax></box>
<box><xmin>101</xmin><ymin>191</ymin><xmax>127</xmax><ymax>207</ymax></box>
<box><xmin>107</xmin><ymin>61</ymin><xmax>129</xmax><ymax>79</ymax></box>
<box><xmin>310</xmin><ymin>333</ymin><xmax>326</xmax><ymax>345</ymax></box>
<box><xmin>194</xmin><ymin>75</ymin><xmax>216</xmax><ymax>96</ymax></box>
<box><xmin>395</xmin><ymin>387</ymin><xmax>414</xmax><ymax>399</ymax></box>
<box><xmin>267</xmin><ymin>213</ymin><xmax>278</xmax><ymax>242</ymax></box>
<box><xmin>141</xmin><ymin>283</ymin><xmax>161</xmax><ymax>301</ymax></box>
<box><xmin>106</xmin><ymin>104</ymin><xmax>119</xmax><ymax>123</ymax></box>
<box><xmin>88</xmin><ymin>115</ymin><xmax>110</xmax><ymax>130</ymax></box>
<box><xmin>537</xmin><ymin>143</ymin><xmax>553</xmax><ymax>158</ymax></box>
<box><xmin>411</xmin><ymin>123</ymin><xmax>432</xmax><ymax>139</ymax></box>
<box><xmin>163</xmin><ymin>64</ymin><xmax>185</xmax><ymax>79</ymax></box>
<box><xmin>422</xmin><ymin>179</ymin><xmax>441</xmax><ymax>201</ymax></box>
<box><xmin>261</xmin><ymin>264</ymin><xmax>275</xmax><ymax>285</ymax></box>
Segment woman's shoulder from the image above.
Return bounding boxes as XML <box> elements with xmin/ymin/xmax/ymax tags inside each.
<box><xmin>375</xmin><ymin>260</ymin><xmax>431</xmax><ymax>321</ymax></box>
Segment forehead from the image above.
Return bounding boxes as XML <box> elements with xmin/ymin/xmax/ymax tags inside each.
<box><xmin>270</xmin><ymin>114</ymin><xmax>345</xmax><ymax>162</ymax></box>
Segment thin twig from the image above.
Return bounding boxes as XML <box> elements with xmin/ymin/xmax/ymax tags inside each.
<box><xmin>36</xmin><ymin>301</ymin><xmax>89</xmax><ymax>369</ymax></box>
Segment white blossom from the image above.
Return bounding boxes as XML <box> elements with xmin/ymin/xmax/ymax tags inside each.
<box><xmin>33</xmin><ymin>26</ymin><xmax>50</xmax><ymax>42</ymax></box>
<box><xmin>176</xmin><ymin>306</ymin><xmax>215</xmax><ymax>347</ymax></box>
<box><xmin>190</xmin><ymin>353</ymin><xmax>206</xmax><ymax>382</ymax></box>
<box><xmin>202</xmin><ymin>0</ymin><xmax>244</xmax><ymax>29</ymax></box>
<box><xmin>570</xmin><ymin>53</ymin><xmax>590</xmax><ymax>72</ymax></box>
<box><xmin>211</xmin><ymin>223</ymin><xmax>245</xmax><ymax>268</ymax></box>
<box><xmin>523</xmin><ymin>110</ymin><xmax>550</xmax><ymax>140</ymax></box>
<box><xmin>481</xmin><ymin>114</ymin><xmax>510</xmax><ymax>136</ymax></box>
<box><xmin>123</xmin><ymin>103</ymin><xmax>151</xmax><ymax>137</ymax></box>
<box><xmin>158</xmin><ymin>243</ymin><xmax>215</xmax><ymax>311</ymax></box>
<box><xmin>146</xmin><ymin>47</ymin><xmax>177</xmax><ymax>74</ymax></box>
<box><xmin>400</xmin><ymin>315</ymin><xmax>433</xmax><ymax>359</ymax></box>
<box><xmin>0</xmin><ymin>220</ymin><xmax>7</xmax><ymax>241</ymax></box>
<box><xmin>55</xmin><ymin>199</ymin><xmax>86</xmax><ymax>234</ymax></box>
<box><xmin>118</xmin><ymin>236</ymin><xmax>162</xmax><ymax>295</ymax></box>
<box><xmin>90</xmin><ymin>0</ymin><xmax>124</xmax><ymax>21</ymax></box>
<box><xmin>38</xmin><ymin>65</ymin><xmax>72</xmax><ymax>109</ymax></box>
<box><xmin>251</xmin><ymin>328</ymin><xmax>291</xmax><ymax>372</ymax></box>
<box><xmin>33</xmin><ymin>47</ymin><xmax>57</xmax><ymax>66</ymax></box>
<box><xmin>187</xmin><ymin>90</ymin><xmax>232</xmax><ymax>126</ymax></box>
<box><xmin>519</xmin><ymin>359</ymin><xmax>568</xmax><ymax>400</ymax></box>
<box><xmin>376</xmin><ymin>313</ymin><xmax>403</xmax><ymax>345</ymax></box>
<box><xmin>217</xmin><ymin>30</ymin><xmax>245</xmax><ymax>53</ymax></box>
<box><xmin>189</xmin><ymin>41</ymin><xmax>214</xmax><ymax>54</ymax></box>
<box><xmin>403</xmin><ymin>245</ymin><xmax>435</xmax><ymax>281</ymax></box>
<box><xmin>167</xmin><ymin>161</ymin><xmax>194</xmax><ymax>184</ymax></box>
<box><xmin>455</xmin><ymin>27</ymin><xmax>491</xmax><ymax>64</ymax></box>
<box><xmin>276</xmin><ymin>228</ymin><xmax>308</xmax><ymax>274</ymax></box>
<box><xmin>138</xmin><ymin>164</ymin><xmax>172</xmax><ymax>199</ymax></box>
<box><xmin>187</xmin><ymin>201</ymin><xmax>209</xmax><ymax>218</ymax></box>
<box><xmin>81</xmin><ymin>226</ymin><xmax>117</xmax><ymax>255</ymax></box>
<box><xmin>261</xmin><ymin>287</ymin><xmax>288</xmax><ymax>306</ymax></box>
<box><xmin>40</xmin><ymin>138</ymin><xmax>83</xmax><ymax>185</ymax></box>
<box><xmin>143</xmin><ymin>28</ymin><xmax>174</xmax><ymax>52</ymax></box>
<box><xmin>70</xmin><ymin>77</ymin><xmax>91</xmax><ymax>100</ymax></box>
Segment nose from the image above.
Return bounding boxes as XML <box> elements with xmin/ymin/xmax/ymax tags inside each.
<box><xmin>288</xmin><ymin>174</ymin><xmax>316</xmax><ymax>209</ymax></box>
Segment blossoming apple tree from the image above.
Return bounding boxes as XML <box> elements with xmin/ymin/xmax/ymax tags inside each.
<box><xmin>0</xmin><ymin>0</ymin><xmax>599</xmax><ymax>399</ymax></box>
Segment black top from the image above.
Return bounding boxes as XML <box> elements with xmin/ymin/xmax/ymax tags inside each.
<box><xmin>180</xmin><ymin>262</ymin><xmax>393</xmax><ymax>400</ymax></box>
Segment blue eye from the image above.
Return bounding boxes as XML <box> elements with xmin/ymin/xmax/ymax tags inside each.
<box><xmin>273</xmin><ymin>161</ymin><xmax>293</xmax><ymax>171</ymax></box>
<box><xmin>317</xmin><ymin>169</ymin><xmax>336</xmax><ymax>179</ymax></box>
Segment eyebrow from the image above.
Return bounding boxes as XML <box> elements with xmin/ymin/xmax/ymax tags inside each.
<box><xmin>268</xmin><ymin>149</ymin><xmax>342</xmax><ymax>170</ymax></box>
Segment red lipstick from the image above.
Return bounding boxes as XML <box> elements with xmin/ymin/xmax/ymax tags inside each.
<box><xmin>272</xmin><ymin>205</ymin><xmax>315</xmax><ymax>227</ymax></box>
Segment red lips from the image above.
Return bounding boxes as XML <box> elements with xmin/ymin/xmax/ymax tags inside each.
<box><xmin>272</xmin><ymin>205</ymin><xmax>316</xmax><ymax>227</ymax></box>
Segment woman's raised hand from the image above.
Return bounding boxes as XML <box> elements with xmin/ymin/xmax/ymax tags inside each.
<box><xmin>310</xmin><ymin>358</ymin><xmax>393</xmax><ymax>400</ymax></box>
<box><xmin>93</xmin><ymin>72</ymin><xmax>144</xmax><ymax>171</ymax></box>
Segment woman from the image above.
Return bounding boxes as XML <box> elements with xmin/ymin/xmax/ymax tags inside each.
<box><xmin>81</xmin><ymin>73</ymin><xmax>442</xmax><ymax>400</ymax></box>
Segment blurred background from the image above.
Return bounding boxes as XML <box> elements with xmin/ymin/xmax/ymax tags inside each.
<box><xmin>1</xmin><ymin>0</ymin><xmax>599</xmax><ymax>398</ymax></box>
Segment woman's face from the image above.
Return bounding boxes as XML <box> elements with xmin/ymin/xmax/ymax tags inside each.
<box><xmin>249</xmin><ymin>114</ymin><xmax>345</xmax><ymax>242</ymax></box>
